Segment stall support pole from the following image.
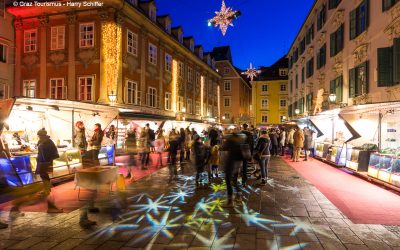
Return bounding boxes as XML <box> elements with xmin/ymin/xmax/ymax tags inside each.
<box><xmin>378</xmin><ymin>111</ymin><xmax>383</xmax><ymax>152</ymax></box>
<box><xmin>331</xmin><ymin>116</ymin><xmax>335</xmax><ymax>144</ymax></box>
<box><xmin>72</xmin><ymin>109</ymin><xmax>75</xmax><ymax>147</ymax></box>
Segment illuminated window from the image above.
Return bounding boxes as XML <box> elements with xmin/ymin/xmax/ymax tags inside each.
<box><xmin>262</xmin><ymin>84</ymin><xmax>268</xmax><ymax>92</ymax></box>
<box><xmin>78</xmin><ymin>76</ymin><xmax>94</xmax><ymax>101</ymax></box>
<box><xmin>50</xmin><ymin>78</ymin><xmax>65</xmax><ymax>99</ymax></box>
<box><xmin>126</xmin><ymin>80</ymin><xmax>138</xmax><ymax>105</ymax></box>
<box><xmin>24</xmin><ymin>29</ymin><xmax>37</xmax><ymax>53</ymax></box>
<box><xmin>223</xmin><ymin>67</ymin><xmax>230</xmax><ymax>75</ymax></box>
<box><xmin>165</xmin><ymin>92</ymin><xmax>171</xmax><ymax>110</ymax></box>
<box><xmin>187</xmin><ymin>98</ymin><xmax>193</xmax><ymax>114</ymax></box>
<box><xmin>224</xmin><ymin>112</ymin><xmax>230</xmax><ymax>119</ymax></box>
<box><xmin>0</xmin><ymin>44</ymin><xmax>7</xmax><ymax>63</ymax></box>
<box><xmin>187</xmin><ymin>67</ymin><xmax>193</xmax><ymax>83</ymax></box>
<box><xmin>127</xmin><ymin>30</ymin><xmax>138</xmax><ymax>56</ymax></box>
<box><xmin>148</xmin><ymin>43</ymin><xmax>157</xmax><ymax>65</ymax></box>
<box><xmin>195</xmin><ymin>73</ymin><xmax>200</xmax><ymax>93</ymax></box>
<box><xmin>178</xmin><ymin>62</ymin><xmax>184</xmax><ymax>78</ymax></box>
<box><xmin>50</xmin><ymin>26</ymin><xmax>65</xmax><ymax>50</ymax></box>
<box><xmin>224</xmin><ymin>80</ymin><xmax>231</xmax><ymax>91</ymax></box>
<box><xmin>195</xmin><ymin>101</ymin><xmax>201</xmax><ymax>115</ymax></box>
<box><xmin>280</xmin><ymin>99</ymin><xmax>287</xmax><ymax>107</ymax></box>
<box><xmin>79</xmin><ymin>23</ymin><xmax>94</xmax><ymax>48</ymax></box>
<box><xmin>178</xmin><ymin>96</ymin><xmax>184</xmax><ymax>111</ymax></box>
<box><xmin>23</xmin><ymin>80</ymin><xmax>36</xmax><ymax>98</ymax></box>
<box><xmin>261</xmin><ymin>115</ymin><xmax>268</xmax><ymax>123</ymax></box>
<box><xmin>280</xmin><ymin>84</ymin><xmax>286</xmax><ymax>91</ymax></box>
<box><xmin>148</xmin><ymin>87</ymin><xmax>157</xmax><ymax>107</ymax></box>
<box><xmin>261</xmin><ymin>99</ymin><xmax>268</xmax><ymax>108</ymax></box>
<box><xmin>223</xmin><ymin>96</ymin><xmax>231</xmax><ymax>107</ymax></box>
<box><xmin>165</xmin><ymin>53</ymin><xmax>172</xmax><ymax>72</ymax></box>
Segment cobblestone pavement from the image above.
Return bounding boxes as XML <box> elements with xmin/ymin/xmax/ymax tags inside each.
<box><xmin>1</xmin><ymin>157</ymin><xmax>400</xmax><ymax>250</ymax></box>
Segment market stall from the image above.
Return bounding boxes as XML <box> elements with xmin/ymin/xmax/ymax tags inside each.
<box><xmin>0</xmin><ymin>98</ymin><xmax>118</xmax><ymax>187</ymax></box>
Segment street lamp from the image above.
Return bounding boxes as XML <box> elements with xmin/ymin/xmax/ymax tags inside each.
<box><xmin>329</xmin><ymin>93</ymin><xmax>337</xmax><ymax>103</ymax></box>
<box><xmin>182</xmin><ymin>107</ymin><xmax>186</xmax><ymax>113</ymax></box>
<box><xmin>108</xmin><ymin>90</ymin><xmax>117</xmax><ymax>104</ymax></box>
<box><xmin>222</xmin><ymin>115</ymin><xmax>226</xmax><ymax>120</ymax></box>
<box><xmin>295</xmin><ymin>108</ymin><xmax>300</xmax><ymax>115</ymax></box>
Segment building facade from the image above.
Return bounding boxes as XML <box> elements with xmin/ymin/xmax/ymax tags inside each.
<box><xmin>7</xmin><ymin>0</ymin><xmax>221</xmax><ymax>121</ymax></box>
<box><xmin>287</xmin><ymin>0</ymin><xmax>400</xmax><ymax>118</ymax></box>
<box><xmin>212</xmin><ymin>46</ymin><xmax>252</xmax><ymax>125</ymax></box>
<box><xmin>0</xmin><ymin>2</ymin><xmax>15</xmax><ymax>99</ymax></box>
<box><xmin>252</xmin><ymin>56</ymin><xmax>288</xmax><ymax>126</ymax></box>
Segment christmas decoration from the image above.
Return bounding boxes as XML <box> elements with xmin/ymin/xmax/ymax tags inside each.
<box><xmin>242</xmin><ymin>63</ymin><xmax>261</xmax><ymax>81</ymax></box>
<box><xmin>208</xmin><ymin>0</ymin><xmax>241</xmax><ymax>36</ymax></box>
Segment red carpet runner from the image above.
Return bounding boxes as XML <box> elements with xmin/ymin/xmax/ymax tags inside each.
<box><xmin>282</xmin><ymin>157</ymin><xmax>400</xmax><ymax>225</ymax></box>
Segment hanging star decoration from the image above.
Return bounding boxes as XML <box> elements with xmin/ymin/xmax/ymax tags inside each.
<box><xmin>242</xmin><ymin>63</ymin><xmax>261</xmax><ymax>81</ymax></box>
<box><xmin>208</xmin><ymin>0</ymin><xmax>241</xmax><ymax>36</ymax></box>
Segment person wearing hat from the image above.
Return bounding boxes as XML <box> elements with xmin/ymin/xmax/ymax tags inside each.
<box><xmin>36</xmin><ymin>128</ymin><xmax>63</xmax><ymax>213</ymax></box>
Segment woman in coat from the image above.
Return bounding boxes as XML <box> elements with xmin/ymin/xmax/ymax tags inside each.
<box><xmin>74</xmin><ymin>121</ymin><xmax>87</xmax><ymax>153</ymax></box>
<box><xmin>255</xmin><ymin>130</ymin><xmax>271</xmax><ymax>185</ymax></box>
<box><xmin>293</xmin><ymin>126</ymin><xmax>304</xmax><ymax>162</ymax></box>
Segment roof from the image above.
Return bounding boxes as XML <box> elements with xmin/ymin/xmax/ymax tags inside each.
<box><xmin>256</xmin><ymin>56</ymin><xmax>288</xmax><ymax>81</ymax></box>
<box><xmin>211</xmin><ymin>46</ymin><xmax>232</xmax><ymax>63</ymax></box>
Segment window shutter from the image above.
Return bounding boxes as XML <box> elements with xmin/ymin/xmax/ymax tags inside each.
<box><xmin>365</xmin><ymin>0</ymin><xmax>370</xmax><ymax>28</ymax></box>
<box><xmin>364</xmin><ymin>61</ymin><xmax>370</xmax><ymax>94</ymax></box>
<box><xmin>377</xmin><ymin>47</ymin><xmax>393</xmax><ymax>86</ymax></box>
<box><xmin>394</xmin><ymin>38</ymin><xmax>400</xmax><ymax>84</ymax></box>
<box><xmin>383</xmin><ymin>0</ymin><xmax>390</xmax><ymax>11</ymax></box>
<box><xmin>338</xmin><ymin>25</ymin><xmax>344</xmax><ymax>52</ymax></box>
<box><xmin>330</xmin><ymin>79</ymin><xmax>335</xmax><ymax>94</ymax></box>
<box><xmin>337</xmin><ymin>76</ymin><xmax>343</xmax><ymax>102</ymax></box>
<box><xmin>330</xmin><ymin>32</ymin><xmax>336</xmax><ymax>57</ymax></box>
<box><xmin>350</xmin><ymin>10</ymin><xmax>357</xmax><ymax>40</ymax></box>
<box><xmin>349</xmin><ymin>68</ymin><xmax>356</xmax><ymax>97</ymax></box>
<box><xmin>317</xmin><ymin>51</ymin><xmax>321</xmax><ymax>69</ymax></box>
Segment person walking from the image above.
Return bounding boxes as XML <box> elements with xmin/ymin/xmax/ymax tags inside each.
<box><xmin>241</xmin><ymin>124</ymin><xmax>254</xmax><ymax>187</ymax></box>
<box><xmin>293</xmin><ymin>126</ymin><xmax>304</xmax><ymax>162</ymax></box>
<box><xmin>303</xmin><ymin>127</ymin><xmax>312</xmax><ymax>161</ymax></box>
<box><xmin>269</xmin><ymin>129</ymin><xmax>279</xmax><ymax>157</ymax></box>
<box><xmin>168</xmin><ymin>129</ymin><xmax>179</xmax><ymax>178</ymax></box>
<box><xmin>155</xmin><ymin>130</ymin><xmax>165</xmax><ymax>167</ymax></box>
<box><xmin>145</xmin><ymin>123</ymin><xmax>155</xmax><ymax>165</ymax></box>
<box><xmin>138</xmin><ymin>128</ymin><xmax>149</xmax><ymax>170</ymax></box>
<box><xmin>287</xmin><ymin>127</ymin><xmax>295</xmax><ymax>159</ymax></box>
<box><xmin>254</xmin><ymin>130</ymin><xmax>271</xmax><ymax>185</ymax></box>
<box><xmin>185</xmin><ymin>127</ymin><xmax>192</xmax><ymax>161</ymax></box>
<box><xmin>279</xmin><ymin>129</ymin><xmax>286</xmax><ymax>156</ymax></box>
<box><xmin>179</xmin><ymin>128</ymin><xmax>186</xmax><ymax>164</ymax></box>
<box><xmin>192</xmin><ymin>135</ymin><xmax>207</xmax><ymax>187</ymax></box>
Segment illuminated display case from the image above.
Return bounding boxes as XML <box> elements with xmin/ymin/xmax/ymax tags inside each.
<box><xmin>346</xmin><ymin>149</ymin><xmax>375</xmax><ymax>172</ymax></box>
<box><xmin>327</xmin><ymin>145</ymin><xmax>350</xmax><ymax>166</ymax></box>
<box><xmin>315</xmin><ymin>142</ymin><xmax>331</xmax><ymax>158</ymax></box>
<box><xmin>99</xmin><ymin>145</ymin><xmax>115</xmax><ymax>166</ymax></box>
<box><xmin>367</xmin><ymin>153</ymin><xmax>400</xmax><ymax>186</ymax></box>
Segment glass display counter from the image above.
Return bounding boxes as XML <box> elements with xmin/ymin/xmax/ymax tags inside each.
<box><xmin>367</xmin><ymin>153</ymin><xmax>400</xmax><ymax>187</ymax></box>
<box><xmin>346</xmin><ymin>149</ymin><xmax>376</xmax><ymax>172</ymax></box>
<box><xmin>98</xmin><ymin>145</ymin><xmax>115</xmax><ymax>166</ymax></box>
<box><xmin>315</xmin><ymin>142</ymin><xmax>331</xmax><ymax>158</ymax></box>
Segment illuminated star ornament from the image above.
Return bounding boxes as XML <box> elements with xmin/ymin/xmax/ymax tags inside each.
<box><xmin>208</xmin><ymin>0</ymin><xmax>241</xmax><ymax>36</ymax></box>
<box><xmin>242</xmin><ymin>63</ymin><xmax>261</xmax><ymax>81</ymax></box>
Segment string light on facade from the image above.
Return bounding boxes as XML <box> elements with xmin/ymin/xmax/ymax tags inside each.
<box><xmin>208</xmin><ymin>0</ymin><xmax>241</xmax><ymax>36</ymax></box>
<box><xmin>241</xmin><ymin>63</ymin><xmax>261</xmax><ymax>81</ymax></box>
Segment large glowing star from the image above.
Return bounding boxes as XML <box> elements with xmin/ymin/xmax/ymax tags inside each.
<box><xmin>165</xmin><ymin>189</ymin><xmax>193</xmax><ymax>204</ymax></box>
<box><xmin>241</xmin><ymin>63</ymin><xmax>261</xmax><ymax>81</ymax></box>
<box><xmin>236</xmin><ymin>202</ymin><xmax>277</xmax><ymax>232</ymax></box>
<box><xmin>208</xmin><ymin>0</ymin><xmax>241</xmax><ymax>36</ymax></box>
<box><xmin>193</xmin><ymin>197</ymin><xmax>212</xmax><ymax>217</ymax></box>
<box><xmin>191</xmin><ymin>228</ymin><xmax>235</xmax><ymax>249</ymax></box>
<box><xmin>274</xmin><ymin>214</ymin><xmax>332</xmax><ymax>238</ymax></box>
<box><xmin>130</xmin><ymin>195</ymin><xmax>175</xmax><ymax>215</ymax></box>
<box><xmin>267</xmin><ymin>235</ymin><xmax>308</xmax><ymax>250</ymax></box>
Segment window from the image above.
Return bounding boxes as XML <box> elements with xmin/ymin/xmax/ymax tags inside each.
<box><xmin>195</xmin><ymin>101</ymin><xmax>201</xmax><ymax>115</ymax></box>
<box><xmin>306</xmin><ymin>93</ymin><xmax>313</xmax><ymax>112</ymax></box>
<box><xmin>290</xmin><ymin>80</ymin><xmax>293</xmax><ymax>93</ymax></box>
<box><xmin>223</xmin><ymin>67</ymin><xmax>230</xmax><ymax>75</ymax></box>
<box><xmin>164</xmin><ymin>92</ymin><xmax>171</xmax><ymax>110</ymax></box>
<box><xmin>279</xmin><ymin>69</ymin><xmax>288</xmax><ymax>76</ymax></box>
<box><xmin>0</xmin><ymin>44</ymin><xmax>7</xmax><ymax>63</ymax></box>
<box><xmin>23</xmin><ymin>80</ymin><xmax>36</xmax><ymax>97</ymax></box>
<box><xmin>149</xmin><ymin>6</ymin><xmax>156</xmax><ymax>21</ymax></box>
<box><xmin>261</xmin><ymin>115</ymin><xmax>268</xmax><ymax>123</ymax></box>
<box><xmin>50</xmin><ymin>78</ymin><xmax>65</xmax><ymax>99</ymax></box>
<box><xmin>79</xmin><ymin>23</ymin><xmax>94</xmax><ymax>48</ymax></box>
<box><xmin>187</xmin><ymin>67</ymin><xmax>194</xmax><ymax>83</ymax></box>
<box><xmin>224</xmin><ymin>80</ymin><xmax>231</xmax><ymax>91</ymax></box>
<box><xmin>317</xmin><ymin>4</ymin><xmax>326</xmax><ymax>31</ymax></box>
<box><xmin>187</xmin><ymin>99</ymin><xmax>193</xmax><ymax>114</ymax></box>
<box><xmin>78</xmin><ymin>76</ymin><xmax>94</xmax><ymax>101</ymax></box>
<box><xmin>261</xmin><ymin>84</ymin><xmax>268</xmax><ymax>92</ymax></box>
<box><xmin>298</xmin><ymin>97</ymin><xmax>305</xmax><ymax>113</ymax></box>
<box><xmin>148</xmin><ymin>43</ymin><xmax>157</xmax><ymax>65</ymax></box>
<box><xmin>377</xmin><ymin>38</ymin><xmax>400</xmax><ymax>86</ymax></box>
<box><xmin>306</xmin><ymin>58</ymin><xmax>314</xmax><ymax>78</ymax></box>
<box><xmin>223</xmin><ymin>96</ymin><xmax>231</xmax><ymax>107</ymax></box>
<box><xmin>127</xmin><ymin>30</ymin><xmax>138</xmax><ymax>56</ymax></box>
<box><xmin>349</xmin><ymin>61</ymin><xmax>369</xmax><ymax>98</ymax></box>
<box><xmin>293</xmin><ymin>48</ymin><xmax>299</xmax><ymax>63</ymax></box>
<box><xmin>223</xmin><ymin>113</ymin><xmax>230</xmax><ymax>119</ymax></box>
<box><xmin>0</xmin><ymin>83</ymin><xmax>8</xmax><ymax>99</ymax></box>
<box><xmin>295</xmin><ymin>74</ymin><xmax>298</xmax><ymax>89</ymax></box>
<box><xmin>178</xmin><ymin>62</ymin><xmax>184</xmax><ymax>78</ymax></box>
<box><xmin>280</xmin><ymin>99</ymin><xmax>287</xmax><ymax>107</ymax></box>
<box><xmin>195</xmin><ymin>73</ymin><xmax>200</xmax><ymax>93</ymax></box>
<box><xmin>280</xmin><ymin>116</ymin><xmax>286</xmax><ymax>122</ymax></box>
<box><xmin>178</xmin><ymin>96</ymin><xmax>184</xmax><ymax>112</ymax></box>
<box><xmin>301</xmin><ymin>67</ymin><xmax>305</xmax><ymax>83</ymax></box>
<box><xmin>199</xmin><ymin>48</ymin><xmax>203</xmax><ymax>59</ymax></box>
<box><xmin>329</xmin><ymin>0</ymin><xmax>342</xmax><ymax>9</ymax></box>
<box><xmin>330</xmin><ymin>75</ymin><xmax>343</xmax><ymax>103</ymax></box>
<box><xmin>148</xmin><ymin>87</ymin><xmax>157</xmax><ymax>107</ymax></box>
<box><xmin>317</xmin><ymin>44</ymin><xmax>326</xmax><ymax>69</ymax></box>
<box><xmin>50</xmin><ymin>26</ymin><xmax>65</xmax><ymax>50</ymax></box>
<box><xmin>126</xmin><ymin>80</ymin><xmax>138</xmax><ymax>105</ymax></box>
<box><xmin>24</xmin><ymin>30</ymin><xmax>37</xmax><ymax>53</ymax></box>
<box><xmin>178</xmin><ymin>33</ymin><xmax>183</xmax><ymax>43</ymax></box>
<box><xmin>190</xmin><ymin>41</ymin><xmax>194</xmax><ymax>52</ymax></box>
<box><xmin>299</xmin><ymin>37</ymin><xmax>306</xmax><ymax>55</ymax></box>
<box><xmin>383</xmin><ymin>0</ymin><xmax>399</xmax><ymax>11</ymax></box>
<box><xmin>261</xmin><ymin>99</ymin><xmax>268</xmax><ymax>108</ymax></box>
<box><xmin>280</xmin><ymin>84</ymin><xmax>287</xmax><ymax>92</ymax></box>
<box><xmin>165</xmin><ymin>53</ymin><xmax>172</xmax><ymax>72</ymax></box>
<box><xmin>165</xmin><ymin>20</ymin><xmax>171</xmax><ymax>33</ymax></box>
<box><xmin>306</xmin><ymin>23</ymin><xmax>314</xmax><ymax>45</ymax></box>
<box><xmin>350</xmin><ymin>0</ymin><xmax>369</xmax><ymax>40</ymax></box>
<box><xmin>330</xmin><ymin>24</ymin><xmax>344</xmax><ymax>57</ymax></box>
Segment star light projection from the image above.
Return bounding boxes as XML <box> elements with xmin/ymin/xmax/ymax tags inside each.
<box><xmin>208</xmin><ymin>0</ymin><xmax>241</xmax><ymax>36</ymax></box>
<box><xmin>241</xmin><ymin>63</ymin><xmax>261</xmax><ymax>81</ymax></box>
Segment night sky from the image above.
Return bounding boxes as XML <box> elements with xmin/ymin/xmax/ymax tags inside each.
<box><xmin>156</xmin><ymin>0</ymin><xmax>315</xmax><ymax>69</ymax></box>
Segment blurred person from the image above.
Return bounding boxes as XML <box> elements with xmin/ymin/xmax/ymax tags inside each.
<box><xmin>0</xmin><ymin>221</ymin><xmax>7</xmax><ymax>229</ymax></box>
<box><xmin>106</xmin><ymin>124</ymin><xmax>116</xmax><ymax>141</ymax></box>
<box><xmin>185</xmin><ymin>127</ymin><xmax>192</xmax><ymax>161</ymax></box>
<box><xmin>241</xmin><ymin>124</ymin><xmax>254</xmax><ymax>187</ymax></box>
<box><xmin>89</xmin><ymin>123</ymin><xmax>104</xmax><ymax>163</ymax></box>
<box><xmin>125</xmin><ymin>128</ymin><xmax>137</xmax><ymax>180</ymax></box>
<box><xmin>254</xmin><ymin>130</ymin><xmax>271</xmax><ymax>185</ymax></box>
<box><xmin>139</xmin><ymin>128</ymin><xmax>149</xmax><ymax>170</ymax></box>
<box><xmin>209</xmin><ymin>141</ymin><xmax>220</xmax><ymax>178</ymax></box>
<box><xmin>155</xmin><ymin>130</ymin><xmax>165</xmax><ymax>167</ymax></box>
<box><xmin>287</xmin><ymin>127</ymin><xmax>295</xmax><ymax>159</ymax></box>
<box><xmin>168</xmin><ymin>129</ymin><xmax>180</xmax><ymax>180</ymax></box>
<box><xmin>293</xmin><ymin>126</ymin><xmax>304</xmax><ymax>162</ymax></box>
<box><xmin>74</xmin><ymin>121</ymin><xmax>87</xmax><ymax>154</ymax></box>
<box><xmin>222</xmin><ymin>130</ymin><xmax>245</xmax><ymax>206</ymax></box>
<box><xmin>179</xmin><ymin>128</ymin><xmax>186</xmax><ymax>163</ymax></box>
<box><xmin>269</xmin><ymin>129</ymin><xmax>279</xmax><ymax>157</ymax></box>
<box><xmin>145</xmin><ymin>123</ymin><xmax>155</xmax><ymax>164</ymax></box>
<box><xmin>209</xmin><ymin>126</ymin><xmax>219</xmax><ymax>147</ymax></box>
<box><xmin>279</xmin><ymin>129</ymin><xmax>286</xmax><ymax>156</ymax></box>
<box><xmin>192</xmin><ymin>134</ymin><xmax>207</xmax><ymax>187</ymax></box>
<box><xmin>35</xmin><ymin>128</ymin><xmax>63</xmax><ymax>213</ymax></box>
<box><xmin>303</xmin><ymin>127</ymin><xmax>312</xmax><ymax>161</ymax></box>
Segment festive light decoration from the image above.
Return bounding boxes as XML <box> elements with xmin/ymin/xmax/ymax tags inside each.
<box><xmin>172</xmin><ymin>60</ymin><xmax>178</xmax><ymax>112</ymax></box>
<box><xmin>102</xmin><ymin>22</ymin><xmax>122</xmax><ymax>103</ymax></box>
<box><xmin>274</xmin><ymin>214</ymin><xmax>332</xmax><ymax>238</ymax></box>
<box><xmin>165</xmin><ymin>189</ymin><xmax>193</xmax><ymax>204</ymax></box>
<box><xmin>241</xmin><ymin>63</ymin><xmax>261</xmax><ymax>81</ymax></box>
<box><xmin>236</xmin><ymin>202</ymin><xmax>278</xmax><ymax>231</ymax></box>
<box><xmin>130</xmin><ymin>195</ymin><xmax>177</xmax><ymax>215</ymax></box>
<box><xmin>208</xmin><ymin>0</ymin><xmax>241</xmax><ymax>36</ymax></box>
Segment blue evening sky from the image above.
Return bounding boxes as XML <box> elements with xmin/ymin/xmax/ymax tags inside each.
<box><xmin>156</xmin><ymin>0</ymin><xmax>315</xmax><ymax>69</ymax></box>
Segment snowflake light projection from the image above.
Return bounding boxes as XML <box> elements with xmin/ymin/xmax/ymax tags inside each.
<box><xmin>235</xmin><ymin>202</ymin><xmax>278</xmax><ymax>232</ymax></box>
<box><xmin>267</xmin><ymin>235</ymin><xmax>308</xmax><ymax>250</ymax></box>
<box><xmin>273</xmin><ymin>214</ymin><xmax>332</xmax><ymax>238</ymax></box>
<box><xmin>191</xmin><ymin>228</ymin><xmax>235</xmax><ymax>249</ymax></box>
<box><xmin>165</xmin><ymin>189</ymin><xmax>193</xmax><ymax>204</ymax></box>
<box><xmin>130</xmin><ymin>195</ymin><xmax>178</xmax><ymax>215</ymax></box>
<box><xmin>208</xmin><ymin>0</ymin><xmax>241</xmax><ymax>36</ymax></box>
<box><xmin>241</xmin><ymin>63</ymin><xmax>261</xmax><ymax>81</ymax></box>
<box><xmin>277</xmin><ymin>184</ymin><xmax>300</xmax><ymax>194</ymax></box>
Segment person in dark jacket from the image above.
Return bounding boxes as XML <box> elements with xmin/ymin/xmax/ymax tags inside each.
<box><xmin>303</xmin><ymin>127</ymin><xmax>313</xmax><ymax>161</ymax></box>
<box><xmin>222</xmin><ymin>131</ymin><xmax>245</xmax><ymax>206</ymax></box>
<box><xmin>192</xmin><ymin>135</ymin><xmax>207</xmax><ymax>187</ymax></box>
<box><xmin>89</xmin><ymin>123</ymin><xmax>104</xmax><ymax>161</ymax></box>
<box><xmin>168</xmin><ymin>129</ymin><xmax>180</xmax><ymax>179</ymax></box>
<box><xmin>209</xmin><ymin>127</ymin><xmax>219</xmax><ymax>147</ymax></box>
<box><xmin>74</xmin><ymin>121</ymin><xmax>88</xmax><ymax>153</ymax></box>
<box><xmin>269</xmin><ymin>129</ymin><xmax>279</xmax><ymax>156</ymax></box>
<box><xmin>36</xmin><ymin>128</ymin><xmax>63</xmax><ymax>213</ymax></box>
<box><xmin>179</xmin><ymin>128</ymin><xmax>186</xmax><ymax>163</ymax></box>
<box><xmin>241</xmin><ymin>124</ymin><xmax>253</xmax><ymax>187</ymax></box>
<box><xmin>255</xmin><ymin>130</ymin><xmax>271</xmax><ymax>185</ymax></box>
